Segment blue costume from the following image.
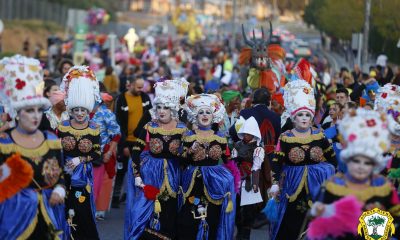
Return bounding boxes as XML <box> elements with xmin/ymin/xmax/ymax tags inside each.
<box><xmin>271</xmin><ymin>128</ymin><xmax>336</xmax><ymax>240</ymax></box>
<box><xmin>58</xmin><ymin>120</ymin><xmax>101</xmax><ymax>240</ymax></box>
<box><xmin>177</xmin><ymin>129</ymin><xmax>236</xmax><ymax>240</ymax></box>
<box><xmin>125</xmin><ymin>121</ymin><xmax>186</xmax><ymax>240</ymax></box>
<box><xmin>0</xmin><ymin>131</ymin><xmax>67</xmax><ymax>239</ymax></box>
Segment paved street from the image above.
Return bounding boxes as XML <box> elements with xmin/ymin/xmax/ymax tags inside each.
<box><xmin>98</xmin><ymin>203</ymin><xmax>270</xmax><ymax>240</ymax></box>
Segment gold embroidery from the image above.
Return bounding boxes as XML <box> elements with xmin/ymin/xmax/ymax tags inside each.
<box><xmin>17</xmin><ymin>193</ymin><xmax>39</xmax><ymax>240</ymax></box>
<box><xmin>38</xmin><ymin>194</ymin><xmax>61</xmax><ymax>240</ymax></box>
<box><xmin>389</xmin><ymin>205</ymin><xmax>400</xmax><ymax>217</ymax></box>
<box><xmin>184</xmin><ymin>134</ymin><xmax>227</xmax><ymax>144</ymax></box>
<box><xmin>0</xmin><ymin>140</ymin><xmax>62</xmax><ymax>159</ymax></box>
<box><xmin>135</xmin><ymin>138</ymin><xmax>146</xmax><ymax>146</ymax></box>
<box><xmin>147</xmin><ymin>125</ymin><xmax>186</xmax><ymax>135</ymax></box>
<box><xmin>132</xmin><ymin>146</ymin><xmax>141</xmax><ymax>151</ymax></box>
<box><xmin>158</xmin><ymin>159</ymin><xmax>177</xmax><ymax>198</ymax></box>
<box><xmin>287</xmin><ymin>167</ymin><xmax>308</xmax><ymax>202</ymax></box>
<box><xmin>281</xmin><ymin>132</ymin><xmax>324</xmax><ymax>144</ymax></box>
<box><xmin>58</xmin><ymin>124</ymin><xmax>99</xmax><ymax>137</ymax></box>
<box><xmin>183</xmin><ymin>168</ymin><xmax>199</xmax><ymax>199</ymax></box>
<box><xmin>204</xmin><ymin>185</ymin><xmax>223</xmax><ymax>205</ymax></box>
<box><xmin>325</xmin><ymin>177</ymin><xmax>392</xmax><ymax>202</ymax></box>
<box><xmin>323</xmin><ymin>146</ymin><xmax>333</xmax><ymax>153</ymax></box>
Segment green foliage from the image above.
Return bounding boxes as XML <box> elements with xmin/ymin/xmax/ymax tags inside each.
<box><xmin>317</xmin><ymin>0</ymin><xmax>364</xmax><ymax>40</ymax></box>
<box><xmin>372</xmin><ymin>0</ymin><xmax>400</xmax><ymax>42</ymax></box>
<box><xmin>304</xmin><ymin>0</ymin><xmax>400</xmax><ymax>63</ymax></box>
<box><xmin>303</xmin><ymin>0</ymin><xmax>327</xmax><ymax>29</ymax></box>
<box><xmin>367</xmin><ymin>216</ymin><xmax>385</xmax><ymax>227</ymax></box>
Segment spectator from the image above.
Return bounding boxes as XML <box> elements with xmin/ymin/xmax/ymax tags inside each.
<box><xmin>112</xmin><ymin>77</ymin><xmax>152</xmax><ymax>208</ymax></box>
<box><xmin>103</xmin><ymin>66</ymin><xmax>120</xmax><ymax>97</ymax></box>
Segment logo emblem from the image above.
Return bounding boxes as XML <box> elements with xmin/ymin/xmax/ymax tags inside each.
<box><xmin>358</xmin><ymin>208</ymin><xmax>395</xmax><ymax>240</ymax></box>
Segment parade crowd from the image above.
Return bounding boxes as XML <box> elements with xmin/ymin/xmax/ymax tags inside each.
<box><xmin>0</xmin><ymin>29</ymin><xmax>400</xmax><ymax>240</ymax></box>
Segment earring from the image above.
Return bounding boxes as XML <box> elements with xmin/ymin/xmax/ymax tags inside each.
<box><xmin>15</xmin><ymin>116</ymin><xmax>19</xmax><ymax>121</ymax></box>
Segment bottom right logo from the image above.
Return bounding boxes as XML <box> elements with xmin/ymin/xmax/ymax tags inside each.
<box><xmin>358</xmin><ymin>208</ymin><xmax>395</xmax><ymax>240</ymax></box>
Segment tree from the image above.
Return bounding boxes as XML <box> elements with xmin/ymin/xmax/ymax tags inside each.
<box><xmin>317</xmin><ymin>0</ymin><xmax>364</xmax><ymax>40</ymax></box>
<box><xmin>372</xmin><ymin>0</ymin><xmax>400</xmax><ymax>42</ymax></box>
<box><xmin>367</xmin><ymin>215</ymin><xmax>385</xmax><ymax>237</ymax></box>
<box><xmin>303</xmin><ymin>0</ymin><xmax>327</xmax><ymax>28</ymax></box>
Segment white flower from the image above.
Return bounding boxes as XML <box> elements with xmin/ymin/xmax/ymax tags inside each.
<box><xmin>122</xmin><ymin>106</ymin><xmax>129</xmax><ymax>111</ymax></box>
<box><xmin>142</xmin><ymin>101</ymin><xmax>150</xmax><ymax>107</ymax></box>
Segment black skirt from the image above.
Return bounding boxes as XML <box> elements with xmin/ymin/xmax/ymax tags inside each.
<box><xmin>177</xmin><ymin>172</ymin><xmax>221</xmax><ymax>240</ymax></box>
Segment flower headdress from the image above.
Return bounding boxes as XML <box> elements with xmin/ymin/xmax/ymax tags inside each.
<box><xmin>0</xmin><ymin>55</ymin><xmax>50</xmax><ymax>119</ymax></box>
<box><xmin>338</xmin><ymin>108</ymin><xmax>390</xmax><ymax>173</ymax></box>
<box><xmin>374</xmin><ymin>83</ymin><xmax>400</xmax><ymax>136</ymax></box>
<box><xmin>186</xmin><ymin>94</ymin><xmax>226</xmax><ymax>124</ymax></box>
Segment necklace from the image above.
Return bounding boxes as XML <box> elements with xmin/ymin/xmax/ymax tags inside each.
<box><xmin>345</xmin><ymin>172</ymin><xmax>370</xmax><ymax>184</ymax></box>
<box><xmin>16</xmin><ymin>125</ymin><xmax>38</xmax><ymax>135</ymax></box>
<box><xmin>294</xmin><ymin>127</ymin><xmax>310</xmax><ymax>133</ymax></box>
<box><xmin>198</xmin><ymin>125</ymin><xmax>212</xmax><ymax>131</ymax></box>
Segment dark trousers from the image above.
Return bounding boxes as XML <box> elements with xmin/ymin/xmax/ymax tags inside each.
<box><xmin>67</xmin><ymin>187</ymin><xmax>99</xmax><ymax>240</ymax></box>
<box><xmin>113</xmin><ymin>141</ymin><xmax>135</xmax><ymax>202</ymax></box>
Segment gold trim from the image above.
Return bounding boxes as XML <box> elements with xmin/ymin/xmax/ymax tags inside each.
<box><xmin>135</xmin><ymin>138</ymin><xmax>146</xmax><ymax>146</ymax></box>
<box><xmin>281</xmin><ymin>132</ymin><xmax>324</xmax><ymax>144</ymax></box>
<box><xmin>0</xmin><ymin>140</ymin><xmax>61</xmax><ymax>159</ymax></box>
<box><xmin>183</xmin><ymin>168</ymin><xmax>199</xmax><ymax>198</ymax></box>
<box><xmin>275</xmin><ymin>151</ymin><xmax>285</xmax><ymax>156</ymax></box>
<box><xmin>17</xmin><ymin>193</ymin><xmax>39</xmax><ymax>240</ymax></box>
<box><xmin>158</xmin><ymin>159</ymin><xmax>177</xmax><ymax>198</ymax></box>
<box><xmin>184</xmin><ymin>134</ymin><xmax>227</xmax><ymax>144</ymax></box>
<box><xmin>58</xmin><ymin>124</ymin><xmax>99</xmax><ymax>136</ymax></box>
<box><xmin>325</xmin><ymin>178</ymin><xmax>392</xmax><ymax>202</ymax></box>
<box><xmin>389</xmin><ymin>204</ymin><xmax>400</xmax><ymax>217</ymax></box>
<box><xmin>38</xmin><ymin>194</ymin><xmax>61</xmax><ymax>240</ymax></box>
<box><xmin>147</xmin><ymin>125</ymin><xmax>186</xmax><ymax>136</ymax></box>
<box><xmin>204</xmin><ymin>185</ymin><xmax>223</xmax><ymax>205</ymax></box>
<box><xmin>132</xmin><ymin>146</ymin><xmax>141</xmax><ymax>151</ymax></box>
<box><xmin>287</xmin><ymin>167</ymin><xmax>308</xmax><ymax>202</ymax></box>
<box><xmin>323</xmin><ymin>146</ymin><xmax>333</xmax><ymax>153</ymax></box>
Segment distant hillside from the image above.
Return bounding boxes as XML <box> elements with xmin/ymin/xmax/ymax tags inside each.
<box><xmin>1</xmin><ymin>20</ymin><xmax>64</xmax><ymax>56</ymax></box>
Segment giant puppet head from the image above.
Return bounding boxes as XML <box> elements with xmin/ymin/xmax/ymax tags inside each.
<box><xmin>241</xmin><ymin>22</ymin><xmax>273</xmax><ymax>71</ymax></box>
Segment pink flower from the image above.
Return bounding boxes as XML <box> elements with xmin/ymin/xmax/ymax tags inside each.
<box><xmin>348</xmin><ymin>134</ymin><xmax>357</xmax><ymax>142</ymax></box>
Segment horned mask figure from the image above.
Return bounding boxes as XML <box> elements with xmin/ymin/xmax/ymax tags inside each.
<box><xmin>242</xmin><ymin>22</ymin><xmax>273</xmax><ymax>71</ymax></box>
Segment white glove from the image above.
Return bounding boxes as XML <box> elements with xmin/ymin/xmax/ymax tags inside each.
<box><xmin>0</xmin><ymin>163</ymin><xmax>11</xmax><ymax>182</ymax></box>
<box><xmin>135</xmin><ymin>177</ymin><xmax>145</xmax><ymax>188</ymax></box>
<box><xmin>310</xmin><ymin>202</ymin><xmax>335</xmax><ymax>217</ymax></box>
<box><xmin>64</xmin><ymin>157</ymin><xmax>81</xmax><ymax>174</ymax></box>
<box><xmin>269</xmin><ymin>184</ymin><xmax>279</xmax><ymax>194</ymax></box>
<box><xmin>52</xmin><ymin>185</ymin><xmax>66</xmax><ymax>199</ymax></box>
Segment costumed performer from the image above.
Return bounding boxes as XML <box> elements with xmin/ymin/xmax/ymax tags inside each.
<box><xmin>177</xmin><ymin>94</ymin><xmax>236</xmax><ymax>240</ymax></box>
<box><xmin>374</xmin><ymin>83</ymin><xmax>400</xmax><ymax>193</ymax></box>
<box><xmin>307</xmin><ymin>108</ymin><xmax>400</xmax><ymax>240</ymax></box>
<box><xmin>0</xmin><ymin>55</ymin><xmax>67</xmax><ymax>239</ymax></box>
<box><xmin>125</xmin><ymin>78</ymin><xmax>188</xmax><ymax>239</ymax></box>
<box><xmin>270</xmin><ymin>80</ymin><xmax>336</xmax><ymax>240</ymax></box>
<box><xmin>58</xmin><ymin>66</ymin><xmax>101</xmax><ymax>239</ymax></box>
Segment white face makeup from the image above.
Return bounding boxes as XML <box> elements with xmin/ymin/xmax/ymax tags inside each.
<box><xmin>71</xmin><ymin>107</ymin><xmax>89</xmax><ymax>123</ymax></box>
<box><xmin>18</xmin><ymin>106</ymin><xmax>43</xmax><ymax>133</ymax></box>
<box><xmin>156</xmin><ymin>104</ymin><xmax>172</xmax><ymax>124</ymax></box>
<box><xmin>347</xmin><ymin>155</ymin><xmax>375</xmax><ymax>181</ymax></box>
<box><xmin>197</xmin><ymin>107</ymin><xmax>213</xmax><ymax>128</ymax></box>
<box><xmin>293</xmin><ymin>111</ymin><xmax>313</xmax><ymax>130</ymax></box>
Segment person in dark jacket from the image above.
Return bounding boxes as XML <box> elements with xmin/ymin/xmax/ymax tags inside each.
<box><xmin>112</xmin><ymin>77</ymin><xmax>152</xmax><ymax>208</ymax></box>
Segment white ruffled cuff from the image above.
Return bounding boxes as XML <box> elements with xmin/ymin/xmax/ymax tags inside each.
<box><xmin>53</xmin><ymin>185</ymin><xmax>66</xmax><ymax>199</ymax></box>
